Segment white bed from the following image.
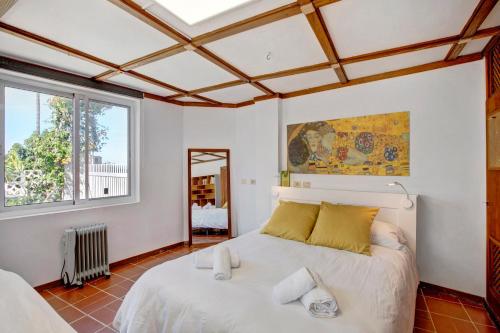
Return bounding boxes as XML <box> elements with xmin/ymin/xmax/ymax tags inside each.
<box><xmin>0</xmin><ymin>269</ymin><xmax>76</xmax><ymax>333</ymax></box>
<box><xmin>192</xmin><ymin>208</ymin><xmax>228</xmax><ymax>229</ymax></box>
<box><xmin>115</xmin><ymin>187</ymin><xmax>419</xmax><ymax>333</ymax></box>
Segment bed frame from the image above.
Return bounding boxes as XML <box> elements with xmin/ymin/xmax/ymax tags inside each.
<box><xmin>271</xmin><ymin>186</ymin><xmax>418</xmax><ymax>256</ymax></box>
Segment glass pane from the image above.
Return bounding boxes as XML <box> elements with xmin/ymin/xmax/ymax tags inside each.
<box><xmin>79</xmin><ymin>99</ymin><xmax>87</xmax><ymax>200</ymax></box>
<box><xmin>87</xmin><ymin>100</ymin><xmax>129</xmax><ymax>199</ymax></box>
<box><xmin>4</xmin><ymin>87</ymin><xmax>73</xmax><ymax>207</ymax></box>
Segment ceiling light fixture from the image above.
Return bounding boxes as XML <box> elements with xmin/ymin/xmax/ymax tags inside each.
<box><xmin>153</xmin><ymin>0</ymin><xmax>254</xmax><ymax>25</ymax></box>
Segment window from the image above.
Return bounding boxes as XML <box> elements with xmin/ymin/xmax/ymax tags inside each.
<box><xmin>154</xmin><ymin>0</ymin><xmax>253</xmax><ymax>25</ymax></box>
<box><xmin>0</xmin><ymin>76</ymin><xmax>138</xmax><ymax>216</ymax></box>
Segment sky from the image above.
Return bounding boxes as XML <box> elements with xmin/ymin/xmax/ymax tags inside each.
<box><xmin>5</xmin><ymin>87</ymin><xmax>128</xmax><ymax>165</ymax></box>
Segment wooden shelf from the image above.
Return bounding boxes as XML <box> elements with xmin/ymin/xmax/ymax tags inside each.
<box><xmin>191</xmin><ymin>175</ymin><xmax>216</xmax><ymax>206</ymax></box>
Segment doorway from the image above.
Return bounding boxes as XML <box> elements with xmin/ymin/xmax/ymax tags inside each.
<box><xmin>188</xmin><ymin>148</ymin><xmax>231</xmax><ymax>247</ymax></box>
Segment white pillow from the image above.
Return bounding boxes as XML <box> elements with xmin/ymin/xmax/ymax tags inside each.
<box><xmin>192</xmin><ymin>203</ymin><xmax>201</xmax><ymax>210</ymax></box>
<box><xmin>203</xmin><ymin>202</ymin><xmax>214</xmax><ymax>209</ymax></box>
<box><xmin>371</xmin><ymin>220</ymin><xmax>407</xmax><ymax>250</ymax></box>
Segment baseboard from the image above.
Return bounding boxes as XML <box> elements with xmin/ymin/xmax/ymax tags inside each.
<box><xmin>420</xmin><ymin>281</ymin><xmax>500</xmax><ymax>330</ymax></box>
<box><xmin>419</xmin><ymin>281</ymin><xmax>484</xmax><ymax>304</ymax></box>
<box><xmin>34</xmin><ymin>241</ymin><xmax>188</xmax><ymax>292</ymax></box>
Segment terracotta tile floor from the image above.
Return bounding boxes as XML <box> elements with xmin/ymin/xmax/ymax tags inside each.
<box><xmin>38</xmin><ymin>243</ymin><xmax>499</xmax><ymax>333</ymax></box>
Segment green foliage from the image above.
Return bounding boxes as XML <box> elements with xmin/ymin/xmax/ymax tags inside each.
<box><xmin>4</xmin><ymin>96</ymin><xmax>109</xmax><ymax>206</ymax></box>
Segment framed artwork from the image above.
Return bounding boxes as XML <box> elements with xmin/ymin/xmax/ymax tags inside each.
<box><xmin>287</xmin><ymin>112</ymin><xmax>410</xmax><ymax>176</ymax></box>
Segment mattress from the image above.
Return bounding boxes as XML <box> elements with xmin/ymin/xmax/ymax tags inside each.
<box><xmin>192</xmin><ymin>208</ymin><xmax>228</xmax><ymax>229</ymax></box>
<box><xmin>0</xmin><ymin>269</ymin><xmax>76</xmax><ymax>333</ymax></box>
<box><xmin>114</xmin><ymin>230</ymin><xmax>418</xmax><ymax>333</ymax></box>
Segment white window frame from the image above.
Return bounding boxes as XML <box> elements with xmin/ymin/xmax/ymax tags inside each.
<box><xmin>0</xmin><ymin>72</ymin><xmax>140</xmax><ymax>220</ymax></box>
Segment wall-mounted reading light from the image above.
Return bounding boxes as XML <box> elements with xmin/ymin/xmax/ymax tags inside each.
<box><xmin>387</xmin><ymin>181</ymin><xmax>414</xmax><ymax>209</ymax></box>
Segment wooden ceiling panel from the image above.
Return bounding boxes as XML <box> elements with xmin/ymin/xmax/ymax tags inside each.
<box><xmin>0</xmin><ymin>31</ymin><xmax>107</xmax><ymax>77</ymax></box>
<box><xmin>134</xmin><ymin>51</ymin><xmax>240</xmax><ymax>91</ymax></box>
<box><xmin>199</xmin><ymin>83</ymin><xmax>262</xmax><ymax>103</ymax></box>
<box><xmin>344</xmin><ymin>45</ymin><xmax>450</xmax><ymax>79</ymax></box>
<box><xmin>321</xmin><ymin>0</ymin><xmax>481</xmax><ymax>58</ymax></box>
<box><xmin>461</xmin><ymin>36</ymin><xmax>493</xmax><ymax>55</ymax></box>
<box><xmin>1</xmin><ymin>0</ymin><xmax>178</xmax><ymax>64</ymax></box>
<box><xmin>107</xmin><ymin>73</ymin><xmax>178</xmax><ymax>96</ymax></box>
<box><xmin>205</xmin><ymin>14</ymin><xmax>327</xmax><ymax>76</ymax></box>
<box><xmin>261</xmin><ymin>68</ymin><xmax>339</xmax><ymax>93</ymax></box>
<box><xmin>480</xmin><ymin>2</ymin><xmax>500</xmax><ymax>29</ymax></box>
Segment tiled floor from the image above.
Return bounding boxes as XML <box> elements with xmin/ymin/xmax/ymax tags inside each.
<box><xmin>415</xmin><ymin>284</ymin><xmax>499</xmax><ymax>333</ymax></box>
<box><xmin>38</xmin><ymin>242</ymin><xmax>499</xmax><ymax>333</ymax></box>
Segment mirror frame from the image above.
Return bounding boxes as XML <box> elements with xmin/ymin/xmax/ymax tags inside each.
<box><xmin>187</xmin><ymin>148</ymin><xmax>232</xmax><ymax>246</ymax></box>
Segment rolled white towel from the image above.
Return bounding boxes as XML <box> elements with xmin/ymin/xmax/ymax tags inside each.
<box><xmin>272</xmin><ymin>267</ymin><xmax>316</xmax><ymax>304</ymax></box>
<box><xmin>213</xmin><ymin>246</ymin><xmax>232</xmax><ymax>280</ymax></box>
<box><xmin>300</xmin><ymin>273</ymin><xmax>338</xmax><ymax>318</ymax></box>
<box><xmin>194</xmin><ymin>250</ymin><xmax>240</xmax><ymax>269</ymax></box>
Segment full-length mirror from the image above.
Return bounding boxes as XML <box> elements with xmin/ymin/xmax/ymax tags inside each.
<box><xmin>188</xmin><ymin>149</ymin><xmax>231</xmax><ymax>246</ymax></box>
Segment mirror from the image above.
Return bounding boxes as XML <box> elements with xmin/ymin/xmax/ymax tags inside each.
<box><xmin>188</xmin><ymin>149</ymin><xmax>231</xmax><ymax>246</ymax></box>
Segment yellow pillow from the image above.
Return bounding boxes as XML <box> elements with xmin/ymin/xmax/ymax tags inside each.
<box><xmin>222</xmin><ymin>202</ymin><xmax>228</xmax><ymax>209</ymax></box>
<box><xmin>261</xmin><ymin>201</ymin><xmax>320</xmax><ymax>242</ymax></box>
<box><xmin>307</xmin><ymin>202</ymin><xmax>379</xmax><ymax>255</ymax></box>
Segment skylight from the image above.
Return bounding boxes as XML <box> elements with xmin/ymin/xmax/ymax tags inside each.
<box><xmin>154</xmin><ymin>0</ymin><xmax>253</xmax><ymax>25</ymax></box>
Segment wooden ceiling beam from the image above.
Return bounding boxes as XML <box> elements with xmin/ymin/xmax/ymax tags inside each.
<box><xmin>343</xmin><ymin>26</ymin><xmax>500</xmax><ymax>64</ymax></box>
<box><xmin>251</xmin><ymin>62</ymin><xmax>331</xmax><ymax>81</ymax></box>
<box><xmin>445</xmin><ymin>0</ymin><xmax>498</xmax><ymax>60</ymax></box>
<box><xmin>0</xmin><ymin>21</ymin><xmax>120</xmax><ymax>71</ymax></box>
<box><xmin>297</xmin><ymin>0</ymin><xmax>348</xmax><ymax>83</ymax></box>
<box><xmin>153</xmin><ymin>25</ymin><xmax>500</xmax><ymax>102</ymax></box>
<box><xmin>282</xmin><ymin>53</ymin><xmax>482</xmax><ymax>99</ymax></box>
<box><xmin>191</xmin><ymin>1</ymin><xmax>341</xmax><ymax>46</ymax></box>
<box><xmin>125</xmin><ymin>71</ymin><xmax>221</xmax><ymax>104</ymax></box>
<box><xmin>97</xmin><ymin>0</ymin><xmax>342</xmax><ymax>81</ymax></box>
<box><xmin>107</xmin><ymin>0</ymin><xmax>275</xmax><ymax>96</ymax></box>
<box><xmin>107</xmin><ymin>0</ymin><xmax>190</xmax><ymax>44</ymax></box>
<box><xmin>0</xmin><ymin>21</ymin><xmax>222</xmax><ymax>105</ymax></box>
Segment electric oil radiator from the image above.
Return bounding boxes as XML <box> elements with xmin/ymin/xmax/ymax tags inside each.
<box><xmin>62</xmin><ymin>224</ymin><xmax>110</xmax><ymax>287</ymax></box>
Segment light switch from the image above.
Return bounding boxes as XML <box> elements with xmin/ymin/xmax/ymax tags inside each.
<box><xmin>241</xmin><ymin>179</ymin><xmax>247</xmax><ymax>184</ymax></box>
<box><xmin>250</xmin><ymin>179</ymin><xmax>256</xmax><ymax>185</ymax></box>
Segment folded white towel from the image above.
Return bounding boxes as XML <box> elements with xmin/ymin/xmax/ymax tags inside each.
<box><xmin>272</xmin><ymin>267</ymin><xmax>316</xmax><ymax>304</ymax></box>
<box><xmin>194</xmin><ymin>250</ymin><xmax>240</xmax><ymax>269</ymax></box>
<box><xmin>300</xmin><ymin>273</ymin><xmax>338</xmax><ymax>318</ymax></box>
<box><xmin>213</xmin><ymin>246</ymin><xmax>232</xmax><ymax>280</ymax></box>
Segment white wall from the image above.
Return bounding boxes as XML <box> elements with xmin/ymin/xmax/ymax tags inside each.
<box><xmin>191</xmin><ymin>159</ymin><xmax>226</xmax><ymax>177</ymax></box>
<box><xmin>0</xmin><ymin>98</ymin><xmax>185</xmax><ymax>286</ymax></box>
<box><xmin>280</xmin><ymin>61</ymin><xmax>486</xmax><ymax>296</ymax></box>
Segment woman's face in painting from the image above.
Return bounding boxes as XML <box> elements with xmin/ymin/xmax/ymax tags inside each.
<box><xmin>305</xmin><ymin>130</ymin><xmax>322</xmax><ymax>152</ymax></box>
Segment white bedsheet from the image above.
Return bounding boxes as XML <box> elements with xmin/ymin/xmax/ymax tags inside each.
<box><xmin>192</xmin><ymin>208</ymin><xmax>228</xmax><ymax>229</ymax></box>
<box><xmin>114</xmin><ymin>231</ymin><xmax>418</xmax><ymax>333</ymax></box>
<box><xmin>0</xmin><ymin>269</ymin><xmax>76</xmax><ymax>333</ymax></box>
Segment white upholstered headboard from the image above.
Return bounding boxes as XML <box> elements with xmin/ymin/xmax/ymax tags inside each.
<box><xmin>271</xmin><ymin>186</ymin><xmax>418</xmax><ymax>255</ymax></box>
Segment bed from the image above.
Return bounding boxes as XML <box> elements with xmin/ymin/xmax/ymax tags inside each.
<box><xmin>0</xmin><ymin>269</ymin><xmax>76</xmax><ymax>333</ymax></box>
<box><xmin>192</xmin><ymin>207</ymin><xmax>228</xmax><ymax>229</ymax></box>
<box><xmin>114</xmin><ymin>187</ymin><xmax>419</xmax><ymax>333</ymax></box>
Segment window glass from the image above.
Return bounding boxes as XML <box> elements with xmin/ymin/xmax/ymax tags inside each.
<box><xmin>4</xmin><ymin>87</ymin><xmax>73</xmax><ymax>207</ymax></box>
<box><xmin>87</xmin><ymin>100</ymin><xmax>129</xmax><ymax>199</ymax></box>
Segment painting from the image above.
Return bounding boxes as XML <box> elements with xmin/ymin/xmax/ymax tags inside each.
<box><xmin>287</xmin><ymin>112</ymin><xmax>410</xmax><ymax>176</ymax></box>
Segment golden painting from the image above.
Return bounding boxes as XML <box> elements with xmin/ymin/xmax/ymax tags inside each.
<box><xmin>287</xmin><ymin>112</ymin><xmax>410</xmax><ymax>176</ymax></box>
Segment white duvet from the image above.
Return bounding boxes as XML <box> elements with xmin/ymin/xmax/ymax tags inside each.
<box><xmin>192</xmin><ymin>208</ymin><xmax>228</xmax><ymax>229</ymax></box>
<box><xmin>114</xmin><ymin>231</ymin><xmax>418</xmax><ymax>333</ymax></box>
<box><xmin>0</xmin><ymin>269</ymin><xmax>76</xmax><ymax>333</ymax></box>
